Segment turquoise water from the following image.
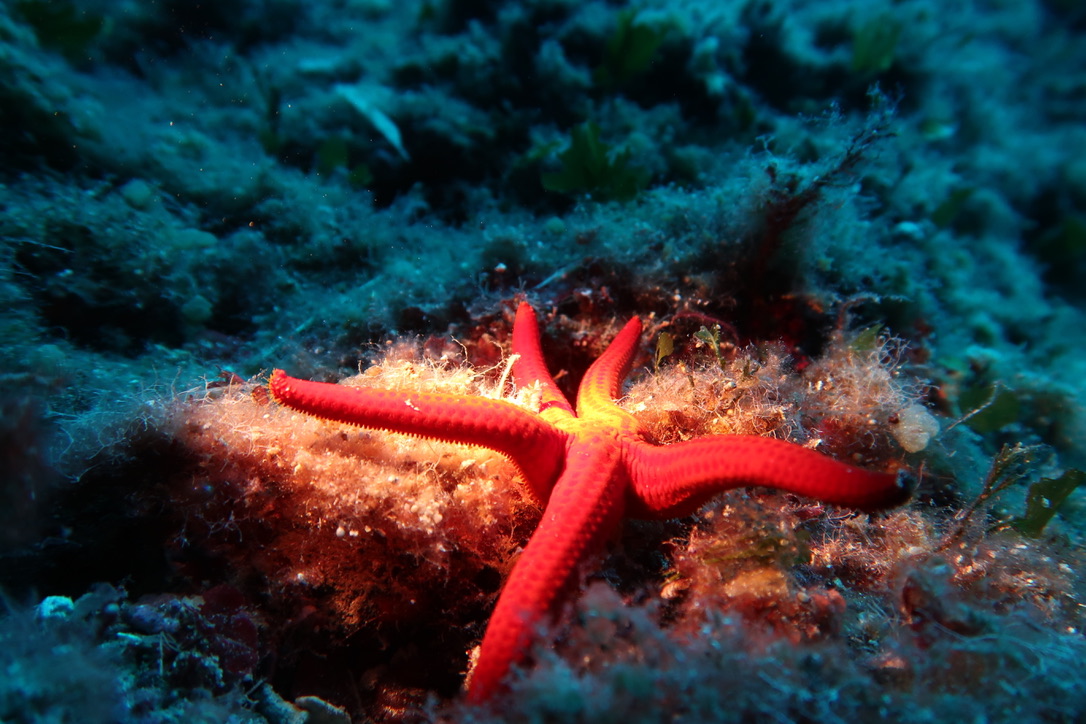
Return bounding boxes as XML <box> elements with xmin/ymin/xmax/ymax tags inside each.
<box><xmin>1</xmin><ymin>1</ymin><xmax>1083</xmax><ymax>721</ymax></box>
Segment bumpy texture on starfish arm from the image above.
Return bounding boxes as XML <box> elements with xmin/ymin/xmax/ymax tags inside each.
<box><xmin>471</xmin><ymin>431</ymin><xmax>629</xmax><ymax>704</ymax></box>
<box><xmin>267</xmin><ymin>374</ymin><xmax>567</xmax><ymax>503</ymax></box>
<box><xmin>269</xmin><ymin>302</ymin><xmax>911</xmax><ymax>704</ymax></box>
<box><xmin>625</xmin><ymin>435</ymin><xmax>911</xmax><ymax>519</ymax></box>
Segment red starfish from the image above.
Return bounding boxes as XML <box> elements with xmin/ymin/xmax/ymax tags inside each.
<box><xmin>268</xmin><ymin>303</ymin><xmax>911</xmax><ymax>703</ymax></box>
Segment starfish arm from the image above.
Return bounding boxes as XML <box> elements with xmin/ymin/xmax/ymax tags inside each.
<box><xmin>626</xmin><ymin>436</ymin><xmax>911</xmax><ymax>519</ymax></box>
<box><xmin>575</xmin><ymin>315</ymin><xmax>642</xmax><ymax>419</ymax></box>
<box><xmin>269</xmin><ymin>369</ymin><xmax>568</xmax><ymax>502</ymax></box>
<box><xmin>466</xmin><ymin>434</ymin><xmax>627</xmax><ymax>703</ymax></box>
<box><xmin>512</xmin><ymin>303</ymin><xmax>576</xmax><ymax>421</ymax></box>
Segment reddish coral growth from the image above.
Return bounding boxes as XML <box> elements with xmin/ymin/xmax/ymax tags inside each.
<box><xmin>157</xmin><ymin>347</ymin><xmax>540</xmax><ymax>702</ymax></box>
